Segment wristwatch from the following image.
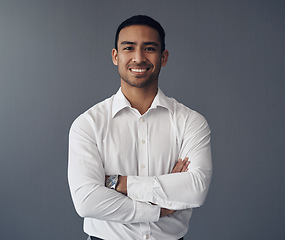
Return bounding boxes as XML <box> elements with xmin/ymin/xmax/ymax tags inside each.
<box><xmin>106</xmin><ymin>175</ymin><xmax>119</xmax><ymax>189</ymax></box>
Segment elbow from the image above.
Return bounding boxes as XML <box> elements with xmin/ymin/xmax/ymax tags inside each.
<box><xmin>71</xmin><ymin>194</ymin><xmax>94</xmax><ymax>218</ymax></box>
<box><xmin>72</xmin><ymin>194</ymin><xmax>106</xmax><ymax>219</ymax></box>
<box><xmin>73</xmin><ymin>200</ymin><xmax>91</xmax><ymax>218</ymax></box>
<box><xmin>187</xmin><ymin>169</ymin><xmax>212</xmax><ymax>208</ymax></box>
<box><xmin>190</xmin><ymin>185</ymin><xmax>209</xmax><ymax>207</ymax></box>
<box><xmin>70</xmin><ymin>185</ymin><xmax>103</xmax><ymax>219</ymax></box>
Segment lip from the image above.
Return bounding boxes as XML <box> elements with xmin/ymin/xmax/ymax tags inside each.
<box><xmin>129</xmin><ymin>66</ymin><xmax>151</xmax><ymax>75</ymax></box>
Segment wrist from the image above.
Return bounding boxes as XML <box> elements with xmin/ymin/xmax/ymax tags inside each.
<box><xmin>106</xmin><ymin>175</ymin><xmax>120</xmax><ymax>189</ymax></box>
<box><xmin>117</xmin><ymin>176</ymin><xmax>128</xmax><ymax>195</ymax></box>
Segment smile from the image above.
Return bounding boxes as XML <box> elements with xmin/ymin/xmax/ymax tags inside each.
<box><xmin>130</xmin><ymin>68</ymin><xmax>148</xmax><ymax>73</ymax></box>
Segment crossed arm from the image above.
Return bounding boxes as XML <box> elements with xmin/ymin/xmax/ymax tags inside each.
<box><xmin>107</xmin><ymin>157</ymin><xmax>190</xmax><ymax>217</ymax></box>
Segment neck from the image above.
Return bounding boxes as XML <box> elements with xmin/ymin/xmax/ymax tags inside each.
<box><xmin>121</xmin><ymin>80</ymin><xmax>158</xmax><ymax>115</ymax></box>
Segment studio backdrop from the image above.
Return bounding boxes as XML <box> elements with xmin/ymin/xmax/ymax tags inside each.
<box><xmin>0</xmin><ymin>1</ymin><xmax>284</xmax><ymax>239</ymax></box>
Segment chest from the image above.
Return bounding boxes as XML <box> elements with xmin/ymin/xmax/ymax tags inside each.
<box><xmin>99</xmin><ymin>110</ymin><xmax>181</xmax><ymax>176</ymax></box>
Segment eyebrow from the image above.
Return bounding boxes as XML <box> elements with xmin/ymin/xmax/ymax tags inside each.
<box><xmin>120</xmin><ymin>41</ymin><xmax>159</xmax><ymax>47</ymax></box>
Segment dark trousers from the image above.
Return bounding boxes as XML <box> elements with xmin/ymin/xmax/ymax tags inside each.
<box><xmin>90</xmin><ymin>237</ymin><xmax>184</xmax><ymax>240</ymax></box>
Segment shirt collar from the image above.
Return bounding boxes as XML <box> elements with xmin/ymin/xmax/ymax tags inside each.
<box><xmin>112</xmin><ymin>88</ymin><xmax>132</xmax><ymax>118</ymax></box>
<box><xmin>112</xmin><ymin>87</ymin><xmax>173</xmax><ymax>118</ymax></box>
<box><xmin>150</xmin><ymin>88</ymin><xmax>173</xmax><ymax>114</ymax></box>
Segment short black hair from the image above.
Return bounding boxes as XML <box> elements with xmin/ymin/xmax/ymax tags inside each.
<box><xmin>115</xmin><ymin>15</ymin><xmax>165</xmax><ymax>53</ymax></box>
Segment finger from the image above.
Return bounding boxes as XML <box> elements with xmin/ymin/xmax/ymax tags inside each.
<box><xmin>182</xmin><ymin>157</ymin><xmax>189</xmax><ymax>163</ymax></box>
<box><xmin>181</xmin><ymin>160</ymin><xmax>190</xmax><ymax>172</ymax></box>
<box><xmin>172</xmin><ymin>157</ymin><xmax>189</xmax><ymax>173</ymax></box>
<box><xmin>171</xmin><ymin>159</ymin><xmax>182</xmax><ymax>173</ymax></box>
<box><xmin>178</xmin><ymin>157</ymin><xmax>189</xmax><ymax>172</ymax></box>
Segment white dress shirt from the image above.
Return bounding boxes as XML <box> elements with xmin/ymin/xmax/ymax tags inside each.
<box><xmin>68</xmin><ymin>88</ymin><xmax>212</xmax><ymax>240</ymax></box>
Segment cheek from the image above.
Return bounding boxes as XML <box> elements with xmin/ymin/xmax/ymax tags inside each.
<box><xmin>118</xmin><ymin>56</ymin><xmax>129</xmax><ymax>67</ymax></box>
<box><xmin>153</xmin><ymin>59</ymin><xmax>162</xmax><ymax>70</ymax></box>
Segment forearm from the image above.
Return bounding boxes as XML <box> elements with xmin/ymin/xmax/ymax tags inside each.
<box><xmin>69</xmin><ymin>157</ymin><xmax>160</xmax><ymax>224</ymax></box>
<box><xmin>112</xmin><ymin>172</ymin><xmax>210</xmax><ymax>211</ymax></box>
<box><xmin>68</xmin><ymin>178</ymin><xmax>160</xmax><ymax>223</ymax></box>
<box><xmin>127</xmin><ymin>170</ymin><xmax>211</xmax><ymax>210</ymax></box>
<box><xmin>114</xmin><ymin>158</ymin><xmax>190</xmax><ymax>196</ymax></box>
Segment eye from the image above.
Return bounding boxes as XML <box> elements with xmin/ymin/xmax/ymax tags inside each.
<box><xmin>145</xmin><ymin>47</ymin><xmax>156</xmax><ymax>52</ymax></box>
<box><xmin>123</xmin><ymin>46</ymin><xmax>133</xmax><ymax>51</ymax></box>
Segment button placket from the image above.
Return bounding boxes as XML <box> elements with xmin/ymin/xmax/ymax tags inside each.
<box><xmin>138</xmin><ymin>116</ymin><xmax>151</xmax><ymax>239</ymax></box>
<box><xmin>140</xmin><ymin>222</ymin><xmax>152</xmax><ymax>240</ymax></box>
<box><xmin>138</xmin><ymin>117</ymin><xmax>148</xmax><ymax>176</ymax></box>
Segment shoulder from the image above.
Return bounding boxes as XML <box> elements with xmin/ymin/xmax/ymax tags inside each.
<box><xmin>170</xmin><ymin>97</ymin><xmax>207</xmax><ymax>122</ymax></box>
<box><xmin>166</xmin><ymin>96</ymin><xmax>210</xmax><ymax>135</ymax></box>
<box><xmin>70</xmin><ymin>95</ymin><xmax>114</xmax><ymax>132</ymax></box>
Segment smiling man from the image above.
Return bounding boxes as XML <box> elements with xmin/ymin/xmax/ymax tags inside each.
<box><xmin>113</xmin><ymin>24</ymin><xmax>167</xmax><ymax>90</ymax></box>
<box><xmin>68</xmin><ymin>15</ymin><xmax>212</xmax><ymax>240</ymax></box>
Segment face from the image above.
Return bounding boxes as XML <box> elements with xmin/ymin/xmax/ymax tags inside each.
<box><xmin>112</xmin><ymin>25</ymin><xmax>168</xmax><ymax>89</ymax></box>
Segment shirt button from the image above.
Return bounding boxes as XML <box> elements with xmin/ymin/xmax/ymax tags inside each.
<box><xmin>142</xmin><ymin>139</ymin><xmax>146</xmax><ymax>144</ymax></box>
<box><xmin>141</xmin><ymin>118</ymin><xmax>145</xmax><ymax>122</ymax></box>
<box><xmin>145</xmin><ymin>234</ymin><xmax>149</xmax><ymax>239</ymax></box>
<box><xmin>141</xmin><ymin>164</ymin><xmax>146</xmax><ymax>169</ymax></box>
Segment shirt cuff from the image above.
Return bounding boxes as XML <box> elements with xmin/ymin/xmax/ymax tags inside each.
<box><xmin>127</xmin><ymin>176</ymin><xmax>169</xmax><ymax>205</ymax></box>
<box><xmin>134</xmin><ymin>201</ymin><xmax>160</xmax><ymax>223</ymax></box>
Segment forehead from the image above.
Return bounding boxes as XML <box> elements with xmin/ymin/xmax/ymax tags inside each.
<box><xmin>118</xmin><ymin>25</ymin><xmax>160</xmax><ymax>45</ymax></box>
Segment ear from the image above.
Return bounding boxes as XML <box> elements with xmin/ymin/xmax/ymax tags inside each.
<box><xmin>112</xmin><ymin>48</ymin><xmax>118</xmax><ymax>65</ymax></box>
<box><xmin>161</xmin><ymin>50</ymin><xmax>169</xmax><ymax>66</ymax></box>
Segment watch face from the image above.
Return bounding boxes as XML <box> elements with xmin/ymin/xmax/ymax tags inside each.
<box><xmin>106</xmin><ymin>175</ymin><xmax>118</xmax><ymax>189</ymax></box>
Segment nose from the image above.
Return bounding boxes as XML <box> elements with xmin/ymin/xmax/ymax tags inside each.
<box><xmin>133</xmin><ymin>49</ymin><xmax>146</xmax><ymax>63</ymax></box>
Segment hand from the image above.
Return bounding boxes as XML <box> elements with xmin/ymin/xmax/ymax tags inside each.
<box><xmin>171</xmin><ymin>157</ymin><xmax>190</xmax><ymax>173</ymax></box>
<box><xmin>160</xmin><ymin>207</ymin><xmax>176</xmax><ymax>217</ymax></box>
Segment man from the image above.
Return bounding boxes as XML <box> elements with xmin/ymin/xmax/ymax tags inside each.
<box><xmin>68</xmin><ymin>15</ymin><xmax>212</xmax><ymax>240</ymax></box>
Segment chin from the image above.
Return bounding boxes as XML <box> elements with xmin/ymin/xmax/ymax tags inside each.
<box><xmin>122</xmin><ymin>76</ymin><xmax>158</xmax><ymax>89</ymax></box>
<box><xmin>127</xmin><ymin>80</ymin><xmax>155</xmax><ymax>88</ymax></box>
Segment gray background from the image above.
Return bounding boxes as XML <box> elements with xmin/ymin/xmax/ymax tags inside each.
<box><xmin>1</xmin><ymin>0</ymin><xmax>284</xmax><ymax>239</ymax></box>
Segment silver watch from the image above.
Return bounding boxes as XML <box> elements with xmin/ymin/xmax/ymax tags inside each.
<box><xmin>106</xmin><ymin>175</ymin><xmax>119</xmax><ymax>189</ymax></box>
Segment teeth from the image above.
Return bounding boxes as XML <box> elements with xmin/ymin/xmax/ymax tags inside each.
<box><xmin>131</xmin><ymin>69</ymin><xmax>147</xmax><ymax>73</ymax></box>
